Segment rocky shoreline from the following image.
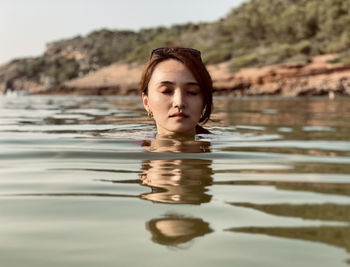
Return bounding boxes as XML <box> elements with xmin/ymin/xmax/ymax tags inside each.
<box><xmin>34</xmin><ymin>54</ymin><xmax>350</xmax><ymax>97</ymax></box>
<box><xmin>211</xmin><ymin>54</ymin><xmax>350</xmax><ymax>97</ymax></box>
<box><xmin>2</xmin><ymin>54</ymin><xmax>350</xmax><ymax>97</ymax></box>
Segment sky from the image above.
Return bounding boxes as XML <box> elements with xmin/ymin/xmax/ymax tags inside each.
<box><xmin>0</xmin><ymin>0</ymin><xmax>246</xmax><ymax>65</ymax></box>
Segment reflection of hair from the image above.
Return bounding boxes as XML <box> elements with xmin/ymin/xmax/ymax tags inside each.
<box><xmin>146</xmin><ymin>214</ymin><xmax>213</xmax><ymax>248</ymax></box>
<box><xmin>139</xmin><ymin>47</ymin><xmax>213</xmax><ymax>124</ymax></box>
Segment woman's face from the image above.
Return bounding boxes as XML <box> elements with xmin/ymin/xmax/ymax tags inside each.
<box><xmin>142</xmin><ymin>59</ymin><xmax>204</xmax><ymax>136</ymax></box>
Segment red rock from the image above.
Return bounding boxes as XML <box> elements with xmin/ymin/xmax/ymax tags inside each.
<box><xmin>33</xmin><ymin>54</ymin><xmax>350</xmax><ymax>96</ymax></box>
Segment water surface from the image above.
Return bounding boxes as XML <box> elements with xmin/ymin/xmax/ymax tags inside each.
<box><xmin>0</xmin><ymin>95</ymin><xmax>349</xmax><ymax>267</ymax></box>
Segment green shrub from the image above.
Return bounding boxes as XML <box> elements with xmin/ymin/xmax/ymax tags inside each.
<box><xmin>203</xmin><ymin>49</ymin><xmax>232</xmax><ymax>64</ymax></box>
<box><xmin>328</xmin><ymin>49</ymin><xmax>350</xmax><ymax>65</ymax></box>
<box><xmin>230</xmin><ymin>53</ymin><xmax>259</xmax><ymax>71</ymax></box>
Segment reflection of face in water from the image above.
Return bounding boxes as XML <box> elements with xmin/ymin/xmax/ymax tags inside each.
<box><xmin>146</xmin><ymin>214</ymin><xmax>213</xmax><ymax>248</ymax></box>
<box><xmin>142</xmin><ymin>137</ymin><xmax>211</xmax><ymax>153</ymax></box>
<box><xmin>140</xmin><ymin>138</ymin><xmax>213</xmax><ymax>204</ymax></box>
<box><xmin>140</xmin><ymin>158</ymin><xmax>213</xmax><ymax>204</ymax></box>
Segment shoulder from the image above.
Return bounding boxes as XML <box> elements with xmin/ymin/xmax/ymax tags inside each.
<box><xmin>195</xmin><ymin>125</ymin><xmax>212</xmax><ymax>134</ymax></box>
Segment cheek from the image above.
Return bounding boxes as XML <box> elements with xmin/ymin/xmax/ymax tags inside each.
<box><xmin>148</xmin><ymin>93</ymin><xmax>169</xmax><ymax>113</ymax></box>
<box><xmin>148</xmin><ymin>94</ymin><xmax>161</xmax><ymax>105</ymax></box>
<box><xmin>195</xmin><ymin>96</ymin><xmax>205</xmax><ymax>114</ymax></box>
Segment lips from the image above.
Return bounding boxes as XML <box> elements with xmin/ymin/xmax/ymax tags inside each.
<box><xmin>169</xmin><ymin>112</ymin><xmax>189</xmax><ymax>118</ymax></box>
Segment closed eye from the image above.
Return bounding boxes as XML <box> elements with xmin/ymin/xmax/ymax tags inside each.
<box><xmin>185</xmin><ymin>83</ymin><xmax>201</xmax><ymax>96</ymax></box>
<box><xmin>160</xmin><ymin>88</ymin><xmax>173</xmax><ymax>95</ymax></box>
<box><xmin>187</xmin><ymin>87</ymin><xmax>201</xmax><ymax>96</ymax></box>
<box><xmin>188</xmin><ymin>91</ymin><xmax>199</xmax><ymax>96</ymax></box>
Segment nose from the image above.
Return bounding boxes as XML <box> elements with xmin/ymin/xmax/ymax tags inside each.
<box><xmin>173</xmin><ymin>89</ymin><xmax>185</xmax><ymax>109</ymax></box>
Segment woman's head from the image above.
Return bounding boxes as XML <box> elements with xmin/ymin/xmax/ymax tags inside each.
<box><xmin>140</xmin><ymin>47</ymin><xmax>213</xmax><ymax>136</ymax></box>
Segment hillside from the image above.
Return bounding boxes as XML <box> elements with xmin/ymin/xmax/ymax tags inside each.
<box><xmin>1</xmin><ymin>0</ymin><xmax>350</xmax><ymax>96</ymax></box>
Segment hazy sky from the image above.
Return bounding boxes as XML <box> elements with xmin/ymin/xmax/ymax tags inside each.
<box><xmin>0</xmin><ymin>0</ymin><xmax>246</xmax><ymax>65</ymax></box>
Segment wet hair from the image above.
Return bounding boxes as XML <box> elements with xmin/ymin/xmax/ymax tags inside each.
<box><xmin>139</xmin><ymin>47</ymin><xmax>213</xmax><ymax>124</ymax></box>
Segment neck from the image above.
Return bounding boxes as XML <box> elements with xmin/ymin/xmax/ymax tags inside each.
<box><xmin>156</xmin><ymin>132</ymin><xmax>195</xmax><ymax>141</ymax></box>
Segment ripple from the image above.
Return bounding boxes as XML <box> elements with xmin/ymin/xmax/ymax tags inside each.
<box><xmin>0</xmin><ymin>95</ymin><xmax>349</xmax><ymax>267</ymax></box>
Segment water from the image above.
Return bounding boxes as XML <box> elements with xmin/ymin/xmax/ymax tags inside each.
<box><xmin>0</xmin><ymin>95</ymin><xmax>349</xmax><ymax>267</ymax></box>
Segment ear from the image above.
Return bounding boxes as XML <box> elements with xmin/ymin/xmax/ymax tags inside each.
<box><xmin>142</xmin><ymin>92</ymin><xmax>150</xmax><ymax>113</ymax></box>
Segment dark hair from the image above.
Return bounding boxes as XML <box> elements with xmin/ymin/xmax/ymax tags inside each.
<box><xmin>140</xmin><ymin>47</ymin><xmax>213</xmax><ymax>124</ymax></box>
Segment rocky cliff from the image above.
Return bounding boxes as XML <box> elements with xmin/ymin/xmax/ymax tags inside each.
<box><xmin>35</xmin><ymin>54</ymin><xmax>350</xmax><ymax>97</ymax></box>
<box><xmin>1</xmin><ymin>0</ymin><xmax>350</xmax><ymax>97</ymax></box>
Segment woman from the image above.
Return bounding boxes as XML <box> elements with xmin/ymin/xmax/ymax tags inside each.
<box><xmin>140</xmin><ymin>47</ymin><xmax>213</xmax><ymax>137</ymax></box>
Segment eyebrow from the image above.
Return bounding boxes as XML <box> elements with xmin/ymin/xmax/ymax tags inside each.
<box><xmin>159</xmin><ymin>81</ymin><xmax>200</xmax><ymax>87</ymax></box>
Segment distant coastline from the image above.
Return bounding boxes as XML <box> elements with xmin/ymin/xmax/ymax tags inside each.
<box><xmin>1</xmin><ymin>0</ymin><xmax>350</xmax><ymax>97</ymax></box>
<box><xmin>35</xmin><ymin>54</ymin><xmax>350</xmax><ymax>97</ymax></box>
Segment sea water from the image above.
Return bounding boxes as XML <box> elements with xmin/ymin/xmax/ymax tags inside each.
<box><xmin>0</xmin><ymin>95</ymin><xmax>349</xmax><ymax>267</ymax></box>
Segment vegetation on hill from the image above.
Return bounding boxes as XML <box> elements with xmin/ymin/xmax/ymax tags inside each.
<box><xmin>2</xmin><ymin>0</ymin><xmax>350</xmax><ymax>89</ymax></box>
<box><xmin>221</xmin><ymin>0</ymin><xmax>350</xmax><ymax>70</ymax></box>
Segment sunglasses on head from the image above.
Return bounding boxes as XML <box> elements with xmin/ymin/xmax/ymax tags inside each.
<box><xmin>150</xmin><ymin>47</ymin><xmax>202</xmax><ymax>61</ymax></box>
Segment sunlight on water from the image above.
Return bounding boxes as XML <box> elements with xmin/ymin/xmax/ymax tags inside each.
<box><xmin>0</xmin><ymin>95</ymin><xmax>349</xmax><ymax>267</ymax></box>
